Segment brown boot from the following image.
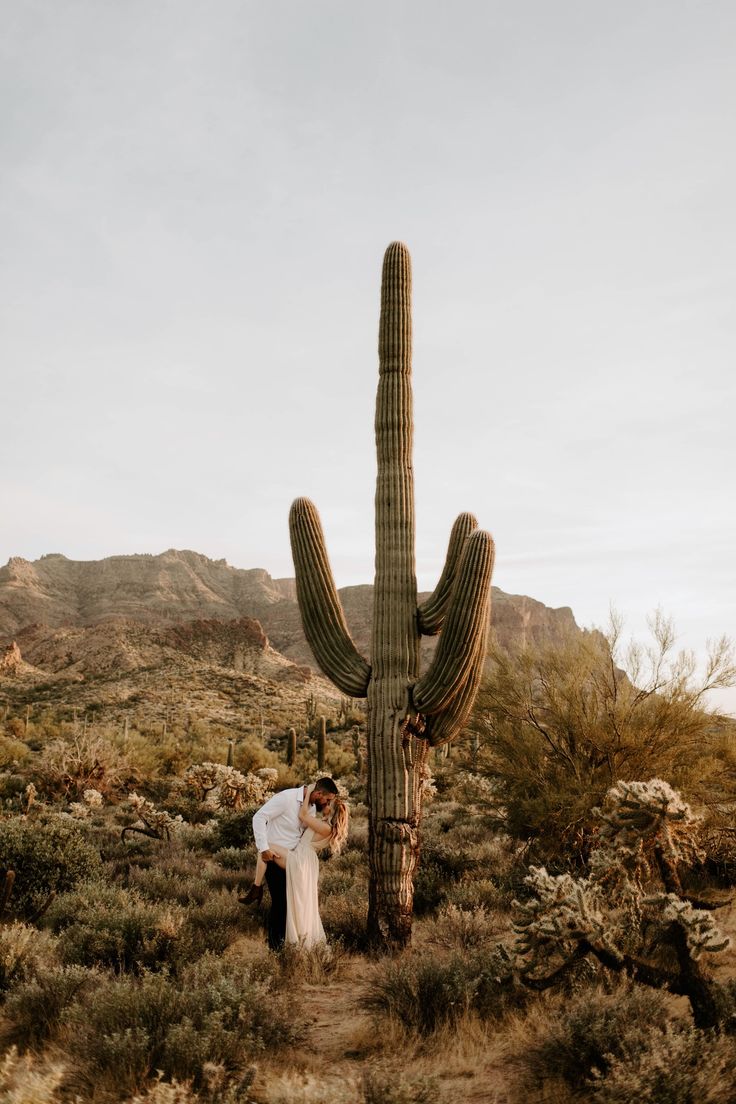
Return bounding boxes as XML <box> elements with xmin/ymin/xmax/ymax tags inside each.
<box><xmin>238</xmin><ymin>883</ymin><xmax>263</xmax><ymax>906</ymax></box>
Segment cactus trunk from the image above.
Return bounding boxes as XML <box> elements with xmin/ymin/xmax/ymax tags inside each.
<box><xmin>366</xmin><ymin>243</ymin><xmax>424</xmax><ymax>947</ymax></box>
<box><xmin>289</xmin><ymin>242</ymin><xmax>495</xmax><ymax>950</ymax></box>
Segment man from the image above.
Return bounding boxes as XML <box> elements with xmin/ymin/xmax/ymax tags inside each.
<box><xmin>250</xmin><ymin>777</ymin><xmax>339</xmax><ymax>950</ymax></box>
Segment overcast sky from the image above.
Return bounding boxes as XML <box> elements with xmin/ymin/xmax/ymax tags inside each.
<box><xmin>2</xmin><ymin>1</ymin><xmax>735</xmax><ymax>710</ymax></box>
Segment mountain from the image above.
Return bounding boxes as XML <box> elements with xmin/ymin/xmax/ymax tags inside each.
<box><xmin>0</xmin><ymin>550</ymin><xmax>582</xmax><ymax>728</ymax></box>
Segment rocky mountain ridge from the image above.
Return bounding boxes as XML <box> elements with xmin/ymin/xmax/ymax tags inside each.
<box><xmin>0</xmin><ymin>549</ymin><xmax>578</xmax><ymax>664</ymax></box>
<box><xmin>0</xmin><ymin>550</ymin><xmax>583</xmax><ymax>728</ymax></box>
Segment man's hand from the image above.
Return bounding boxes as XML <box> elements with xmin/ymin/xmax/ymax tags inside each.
<box><xmin>260</xmin><ymin>850</ymin><xmax>276</xmax><ymax>862</ymax></box>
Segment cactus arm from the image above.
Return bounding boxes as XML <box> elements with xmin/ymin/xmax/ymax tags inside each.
<box><xmin>412</xmin><ymin>529</ymin><xmax>495</xmax><ymax>716</ymax></box>
<box><xmin>289</xmin><ymin>497</ymin><xmax>371</xmax><ymax>698</ymax></box>
<box><xmin>423</xmin><ymin>624</ymin><xmax>488</xmax><ymax>747</ymax></box>
<box><xmin>417</xmin><ymin>512</ymin><xmax>478</xmax><ymax>635</ymax></box>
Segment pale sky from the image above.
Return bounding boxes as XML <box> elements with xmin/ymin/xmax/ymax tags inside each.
<box><xmin>2</xmin><ymin>1</ymin><xmax>735</xmax><ymax>711</ymax></box>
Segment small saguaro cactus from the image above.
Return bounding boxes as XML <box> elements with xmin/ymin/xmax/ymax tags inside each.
<box><xmin>286</xmin><ymin>727</ymin><xmax>297</xmax><ymax>767</ymax></box>
<box><xmin>317</xmin><ymin>715</ymin><xmax>327</xmax><ymax>770</ymax></box>
<box><xmin>290</xmin><ymin>243</ymin><xmax>495</xmax><ymax>948</ymax></box>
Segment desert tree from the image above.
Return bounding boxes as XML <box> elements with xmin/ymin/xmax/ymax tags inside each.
<box><xmin>470</xmin><ymin>611</ymin><xmax>736</xmax><ymax>857</ymax></box>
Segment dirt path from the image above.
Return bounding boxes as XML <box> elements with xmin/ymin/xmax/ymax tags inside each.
<box><xmin>300</xmin><ymin>958</ymin><xmax>373</xmax><ymax>1063</ymax></box>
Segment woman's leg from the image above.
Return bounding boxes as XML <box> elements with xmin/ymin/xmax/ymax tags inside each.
<box><xmin>254</xmin><ymin>853</ymin><xmax>267</xmax><ymax>887</ymax></box>
<box><xmin>269</xmin><ymin>844</ymin><xmax>289</xmax><ymax>870</ymax></box>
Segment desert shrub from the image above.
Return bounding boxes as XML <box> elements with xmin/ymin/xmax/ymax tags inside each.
<box><xmin>320</xmin><ymin>848</ymin><xmax>365</xmax><ymax>896</ymax></box>
<box><xmin>517</xmin><ymin>984</ymin><xmax>670</xmax><ymax>1092</ymax></box>
<box><xmin>33</xmin><ymin>731</ymin><xmax>135</xmax><ymax>798</ymax></box>
<box><xmin>46</xmin><ymin>885</ymin><xmax>183</xmax><ymax>973</ymax></box>
<box><xmin>175</xmin><ymin>891</ymin><xmax>246</xmax><ymax>959</ymax></box>
<box><xmin>472</xmin><ymin>615</ymin><xmax>736</xmax><ymax>860</ymax></box>
<box><xmin>258</xmin><ymin>1072</ymin><xmax>359</xmax><ymax>1104</ymax></box>
<box><xmin>594</xmin><ymin>1021</ymin><xmax>736</xmax><ymax>1103</ymax></box>
<box><xmin>444</xmin><ymin>877</ymin><xmax>504</xmax><ymax>911</ymax></box>
<box><xmin>0</xmin><ymin>771</ymin><xmax>28</xmax><ymax>805</ymax></box>
<box><xmin>0</xmin><ymin>923</ymin><xmax>57</xmax><ymax>995</ymax></box>
<box><xmin>322</xmin><ymin>889</ymin><xmax>371</xmax><ymax>952</ymax></box>
<box><xmin>363</xmin><ymin>1068</ymin><xmax>443</xmax><ymax>1104</ymax></box>
<box><xmin>5</xmin><ymin>964</ymin><xmax>97</xmax><ymax>1048</ymax></box>
<box><xmin>213</xmin><ymin>846</ymin><xmax>250</xmax><ymax>871</ymax></box>
<box><xmin>365</xmin><ymin>945</ymin><xmax>517</xmax><ymax>1033</ymax></box>
<box><xmin>123</xmin><ymin>1070</ymin><xmax>257</xmax><ymax>1103</ymax></box>
<box><xmin>64</xmin><ymin>955</ymin><xmax>300</xmax><ymax>1097</ymax></box>
<box><xmin>0</xmin><ymin>1046</ymin><xmax>64</xmax><ymax>1104</ymax></box>
<box><xmin>0</xmin><ymin>735</ymin><xmax>31</xmax><ymax>769</ymax></box>
<box><xmin>0</xmin><ymin>815</ymin><xmax>101</xmax><ymax>917</ymax></box>
<box><xmin>211</xmin><ymin>809</ymin><xmax>256</xmax><ymax>851</ymax></box>
<box><xmin>426</xmin><ymin>903</ymin><xmax>500</xmax><ymax>949</ymax></box>
<box><xmin>275</xmin><ymin>939</ymin><xmax>347</xmax><ymax>983</ymax></box>
<box><xmin>128</xmin><ymin>865</ymin><xmax>211</xmax><ymax>907</ymax></box>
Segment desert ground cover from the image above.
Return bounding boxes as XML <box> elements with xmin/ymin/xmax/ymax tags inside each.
<box><xmin>0</xmin><ymin>667</ymin><xmax>736</xmax><ymax>1104</ymax></box>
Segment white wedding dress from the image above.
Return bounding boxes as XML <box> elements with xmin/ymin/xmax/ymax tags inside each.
<box><xmin>285</xmin><ymin>827</ymin><xmax>328</xmax><ymax>948</ymax></box>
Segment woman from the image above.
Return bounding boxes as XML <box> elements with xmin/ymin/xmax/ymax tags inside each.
<box><xmin>243</xmin><ymin>783</ymin><xmax>349</xmax><ymax>948</ymax></box>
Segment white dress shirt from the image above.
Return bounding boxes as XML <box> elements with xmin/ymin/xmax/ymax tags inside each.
<box><xmin>252</xmin><ymin>785</ymin><xmax>314</xmax><ymax>855</ymax></box>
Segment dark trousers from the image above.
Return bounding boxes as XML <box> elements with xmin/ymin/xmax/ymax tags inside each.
<box><xmin>265</xmin><ymin>861</ymin><xmax>287</xmax><ymax>951</ymax></box>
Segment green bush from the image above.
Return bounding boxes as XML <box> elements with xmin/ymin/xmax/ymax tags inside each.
<box><xmin>213</xmin><ymin>846</ymin><xmax>251</xmax><ymax>871</ymax></box>
<box><xmin>5</xmin><ymin>964</ymin><xmax>96</xmax><ymax>1048</ymax></box>
<box><xmin>46</xmin><ymin>885</ymin><xmax>182</xmax><ymax>973</ymax></box>
<box><xmin>175</xmin><ymin>891</ymin><xmax>246</xmax><ymax>959</ymax></box>
<box><xmin>0</xmin><ymin>815</ymin><xmax>101</xmax><ymax>917</ymax></box>
<box><xmin>212</xmin><ymin>810</ymin><xmax>256</xmax><ymax>851</ymax></box>
<box><xmin>471</xmin><ymin>619</ymin><xmax>736</xmax><ymax>861</ymax></box>
<box><xmin>64</xmin><ymin>955</ymin><xmax>300</xmax><ymax>1098</ymax></box>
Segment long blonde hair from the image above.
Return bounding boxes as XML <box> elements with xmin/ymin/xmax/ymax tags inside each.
<box><xmin>328</xmin><ymin>797</ymin><xmax>349</xmax><ymax>855</ymax></box>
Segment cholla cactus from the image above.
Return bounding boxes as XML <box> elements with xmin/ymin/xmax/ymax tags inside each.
<box><xmin>23</xmin><ymin>783</ymin><xmax>36</xmax><ymax>813</ymax></box>
<box><xmin>290</xmin><ymin>243</ymin><xmax>495</xmax><ymax>947</ymax></box>
<box><xmin>591</xmin><ymin>778</ymin><xmax>704</xmax><ymax>895</ymax></box>
<box><xmin>183</xmin><ymin>763</ymin><xmax>221</xmax><ymax>802</ymax></box>
<box><xmin>215</xmin><ymin>766</ymin><xmax>270</xmax><ymax>811</ymax></box>
<box><xmin>123</xmin><ymin>793</ymin><xmax>183</xmax><ymax>842</ymax></box>
<box><xmin>514</xmin><ymin>867</ymin><xmax>620</xmax><ymax>974</ymax></box>
<box><xmin>83</xmin><ymin>788</ymin><xmax>103</xmax><ymax>808</ymax></box>
<box><xmin>513</xmin><ymin>778</ymin><xmax>732</xmax><ymax>1031</ymax></box>
<box><xmin>255</xmin><ymin>767</ymin><xmax>279</xmax><ymax>785</ymax></box>
<box><xmin>183</xmin><ymin>762</ymin><xmax>273</xmax><ymax>811</ymax></box>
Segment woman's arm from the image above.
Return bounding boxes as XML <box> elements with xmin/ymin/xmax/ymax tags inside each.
<box><xmin>299</xmin><ymin>784</ymin><xmax>332</xmax><ymax>838</ymax></box>
<box><xmin>299</xmin><ymin>810</ymin><xmax>332</xmax><ymax>838</ymax></box>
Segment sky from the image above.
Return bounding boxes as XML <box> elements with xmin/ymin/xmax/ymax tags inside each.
<box><xmin>2</xmin><ymin>1</ymin><xmax>735</xmax><ymax>711</ymax></box>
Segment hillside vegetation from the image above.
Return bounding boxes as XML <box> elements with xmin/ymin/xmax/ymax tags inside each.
<box><xmin>0</xmin><ymin>609</ymin><xmax>734</xmax><ymax>1102</ymax></box>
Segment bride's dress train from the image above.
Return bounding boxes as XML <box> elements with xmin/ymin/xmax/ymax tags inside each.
<box><xmin>285</xmin><ymin>827</ymin><xmax>327</xmax><ymax>948</ymax></box>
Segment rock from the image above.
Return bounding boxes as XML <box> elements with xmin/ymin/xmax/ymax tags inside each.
<box><xmin>0</xmin><ymin>641</ymin><xmax>22</xmax><ymax>676</ymax></box>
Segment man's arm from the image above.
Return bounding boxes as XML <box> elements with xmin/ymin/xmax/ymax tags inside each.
<box><xmin>252</xmin><ymin>789</ymin><xmax>293</xmax><ymax>854</ymax></box>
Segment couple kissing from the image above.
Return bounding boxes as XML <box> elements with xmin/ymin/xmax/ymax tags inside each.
<box><xmin>241</xmin><ymin>778</ymin><xmax>349</xmax><ymax>950</ymax></box>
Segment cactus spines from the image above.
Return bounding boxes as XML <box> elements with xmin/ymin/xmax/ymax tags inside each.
<box><xmin>286</xmin><ymin>727</ymin><xmax>297</xmax><ymax>766</ymax></box>
<box><xmin>289</xmin><ymin>242</ymin><xmax>494</xmax><ymax>948</ymax></box>
<box><xmin>317</xmin><ymin>715</ymin><xmax>327</xmax><ymax>770</ymax></box>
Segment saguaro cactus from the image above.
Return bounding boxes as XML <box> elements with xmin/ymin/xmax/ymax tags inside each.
<box><xmin>317</xmin><ymin>715</ymin><xmax>327</xmax><ymax>770</ymax></box>
<box><xmin>289</xmin><ymin>243</ymin><xmax>495</xmax><ymax>948</ymax></box>
<box><xmin>286</xmin><ymin>727</ymin><xmax>297</xmax><ymax>766</ymax></box>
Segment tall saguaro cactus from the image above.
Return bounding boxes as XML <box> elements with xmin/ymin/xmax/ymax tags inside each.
<box><xmin>289</xmin><ymin>243</ymin><xmax>495</xmax><ymax>948</ymax></box>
